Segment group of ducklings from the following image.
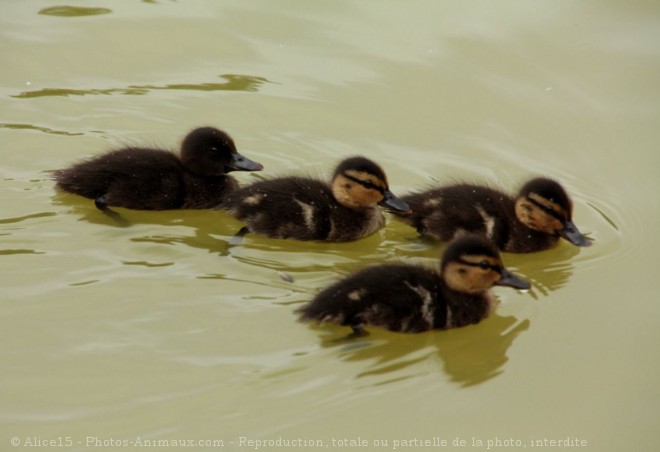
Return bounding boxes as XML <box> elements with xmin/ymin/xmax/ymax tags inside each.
<box><xmin>54</xmin><ymin>127</ymin><xmax>592</xmax><ymax>336</ymax></box>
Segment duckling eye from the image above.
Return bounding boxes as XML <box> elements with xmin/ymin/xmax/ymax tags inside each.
<box><xmin>478</xmin><ymin>260</ymin><xmax>491</xmax><ymax>270</ymax></box>
<box><xmin>361</xmin><ymin>179</ymin><xmax>374</xmax><ymax>189</ymax></box>
<box><xmin>537</xmin><ymin>203</ymin><xmax>560</xmax><ymax>217</ymax></box>
<box><xmin>209</xmin><ymin>146</ymin><xmax>220</xmax><ymax>155</ymax></box>
<box><xmin>541</xmin><ymin>204</ymin><xmax>567</xmax><ymax>222</ymax></box>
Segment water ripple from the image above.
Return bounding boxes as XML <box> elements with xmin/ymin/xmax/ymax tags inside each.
<box><xmin>0</xmin><ymin>249</ymin><xmax>44</xmax><ymax>256</ymax></box>
<box><xmin>0</xmin><ymin>212</ymin><xmax>57</xmax><ymax>225</ymax></box>
<box><xmin>12</xmin><ymin>74</ymin><xmax>272</xmax><ymax>99</ymax></box>
<box><xmin>0</xmin><ymin>123</ymin><xmax>83</xmax><ymax>136</ymax></box>
<box><xmin>38</xmin><ymin>6</ymin><xmax>112</xmax><ymax>17</ymax></box>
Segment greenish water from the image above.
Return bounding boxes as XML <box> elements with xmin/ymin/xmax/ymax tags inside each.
<box><xmin>2</xmin><ymin>1</ymin><xmax>659</xmax><ymax>451</ymax></box>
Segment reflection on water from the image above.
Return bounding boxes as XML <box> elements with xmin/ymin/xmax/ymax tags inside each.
<box><xmin>0</xmin><ymin>212</ymin><xmax>57</xmax><ymax>257</ymax></box>
<box><xmin>438</xmin><ymin>316</ymin><xmax>530</xmax><ymax>387</ymax></box>
<box><xmin>122</xmin><ymin>260</ymin><xmax>175</xmax><ymax>268</ymax></box>
<box><xmin>0</xmin><ymin>249</ymin><xmax>45</xmax><ymax>256</ymax></box>
<box><xmin>51</xmin><ymin>193</ymin><xmax>235</xmax><ymax>251</ymax></box>
<box><xmin>130</xmin><ymin>234</ymin><xmax>230</xmax><ymax>256</ymax></box>
<box><xmin>38</xmin><ymin>6</ymin><xmax>112</xmax><ymax>17</ymax></box>
<box><xmin>12</xmin><ymin>74</ymin><xmax>272</xmax><ymax>98</ymax></box>
<box><xmin>587</xmin><ymin>202</ymin><xmax>620</xmax><ymax>232</ymax></box>
<box><xmin>0</xmin><ymin>211</ymin><xmax>57</xmax><ymax>225</ymax></box>
<box><xmin>513</xmin><ymin>246</ymin><xmax>579</xmax><ymax>296</ymax></box>
<box><xmin>0</xmin><ymin>123</ymin><xmax>84</xmax><ymax>136</ymax></box>
<box><xmin>309</xmin><ymin>313</ymin><xmax>529</xmax><ymax>387</ymax></box>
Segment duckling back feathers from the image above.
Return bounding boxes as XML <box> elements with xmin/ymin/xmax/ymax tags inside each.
<box><xmin>55</xmin><ymin>148</ymin><xmax>226</xmax><ymax>209</ymax></box>
<box><xmin>298</xmin><ymin>264</ymin><xmax>451</xmax><ymax>333</ymax></box>
<box><xmin>53</xmin><ymin>127</ymin><xmax>263</xmax><ymax>210</ymax></box>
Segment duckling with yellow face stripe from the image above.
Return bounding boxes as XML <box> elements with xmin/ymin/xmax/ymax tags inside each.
<box><xmin>221</xmin><ymin>156</ymin><xmax>410</xmax><ymax>241</ymax></box>
<box><xmin>297</xmin><ymin>235</ymin><xmax>530</xmax><ymax>335</ymax></box>
<box><xmin>395</xmin><ymin>177</ymin><xmax>592</xmax><ymax>253</ymax></box>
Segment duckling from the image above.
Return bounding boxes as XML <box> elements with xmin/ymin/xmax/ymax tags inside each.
<box><xmin>53</xmin><ymin>127</ymin><xmax>263</xmax><ymax>211</ymax></box>
<box><xmin>395</xmin><ymin>177</ymin><xmax>592</xmax><ymax>253</ymax></box>
<box><xmin>297</xmin><ymin>235</ymin><xmax>530</xmax><ymax>335</ymax></box>
<box><xmin>221</xmin><ymin>156</ymin><xmax>410</xmax><ymax>242</ymax></box>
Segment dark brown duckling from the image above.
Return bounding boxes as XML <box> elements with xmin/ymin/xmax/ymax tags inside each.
<box><xmin>395</xmin><ymin>177</ymin><xmax>592</xmax><ymax>253</ymax></box>
<box><xmin>297</xmin><ymin>235</ymin><xmax>530</xmax><ymax>335</ymax></box>
<box><xmin>53</xmin><ymin>127</ymin><xmax>263</xmax><ymax>211</ymax></box>
<box><xmin>221</xmin><ymin>156</ymin><xmax>410</xmax><ymax>242</ymax></box>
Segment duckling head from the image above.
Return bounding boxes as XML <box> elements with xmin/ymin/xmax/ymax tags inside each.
<box><xmin>179</xmin><ymin>127</ymin><xmax>263</xmax><ymax>177</ymax></box>
<box><xmin>441</xmin><ymin>235</ymin><xmax>530</xmax><ymax>294</ymax></box>
<box><xmin>330</xmin><ymin>156</ymin><xmax>410</xmax><ymax>212</ymax></box>
<box><xmin>513</xmin><ymin>177</ymin><xmax>591</xmax><ymax>247</ymax></box>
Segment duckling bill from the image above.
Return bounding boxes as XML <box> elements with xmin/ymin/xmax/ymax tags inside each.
<box><xmin>221</xmin><ymin>156</ymin><xmax>410</xmax><ymax>242</ymax></box>
<box><xmin>53</xmin><ymin>127</ymin><xmax>263</xmax><ymax>211</ymax></box>
<box><xmin>395</xmin><ymin>177</ymin><xmax>592</xmax><ymax>253</ymax></box>
<box><xmin>297</xmin><ymin>235</ymin><xmax>530</xmax><ymax>335</ymax></box>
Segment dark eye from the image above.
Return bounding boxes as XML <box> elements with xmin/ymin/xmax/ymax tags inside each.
<box><xmin>209</xmin><ymin>146</ymin><xmax>220</xmax><ymax>155</ymax></box>
<box><xmin>362</xmin><ymin>180</ymin><xmax>374</xmax><ymax>189</ymax></box>
<box><xmin>478</xmin><ymin>260</ymin><xmax>491</xmax><ymax>270</ymax></box>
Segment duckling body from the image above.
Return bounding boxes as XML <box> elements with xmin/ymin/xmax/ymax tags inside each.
<box><xmin>297</xmin><ymin>235</ymin><xmax>530</xmax><ymax>334</ymax></box>
<box><xmin>54</xmin><ymin>127</ymin><xmax>263</xmax><ymax>210</ymax></box>
<box><xmin>222</xmin><ymin>156</ymin><xmax>410</xmax><ymax>242</ymax></box>
<box><xmin>397</xmin><ymin>178</ymin><xmax>591</xmax><ymax>253</ymax></box>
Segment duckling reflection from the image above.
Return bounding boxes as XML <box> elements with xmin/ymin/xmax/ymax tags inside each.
<box><xmin>513</xmin><ymin>245</ymin><xmax>579</xmax><ymax>297</ymax></box>
<box><xmin>297</xmin><ymin>236</ymin><xmax>529</xmax><ymax>335</ymax></box>
<box><xmin>396</xmin><ymin>177</ymin><xmax>592</xmax><ymax>253</ymax></box>
<box><xmin>221</xmin><ymin>156</ymin><xmax>410</xmax><ymax>242</ymax></box>
<box><xmin>438</xmin><ymin>315</ymin><xmax>529</xmax><ymax>386</ymax></box>
<box><xmin>53</xmin><ymin>127</ymin><xmax>263</xmax><ymax>223</ymax></box>
<box><xmin>310</xmin><ymin>313</ymin><xmax>529</xmax><ymax>387</ymax></box>
<box><xmin>52</xmin><ymin>200</ymin><xmax>245</xmax><ymax>256</ymax></box>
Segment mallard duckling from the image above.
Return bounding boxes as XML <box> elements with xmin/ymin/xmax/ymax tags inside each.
<box><xmin>221</xmin><ymin>156</ymin><xmax>410</xmax><ymax>242</ymax></box>
<box><xmin>297</xmin><ymin>235</ymin><xmax>530</xmax><ymax>335</ymax></box>
<box><xmin>396</xmin><ymin>177</ymin><xmax>592</xmax><ymax>253</ymax></box>
<box><xmin>54</xmin><ymin>127</ymin><xmax>263</xmax><ymax>211</ymax></box>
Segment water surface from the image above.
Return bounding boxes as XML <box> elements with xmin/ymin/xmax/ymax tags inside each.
<box><xmin>2</xmin><ymin>1</ymin><xmax>659</xmax><ymax>451</ymax></box>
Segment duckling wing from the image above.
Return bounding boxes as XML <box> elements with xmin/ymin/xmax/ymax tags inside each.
<box><xmin>54</xmin><ymin>148</ymin><xmax>187</xmax><ymax>209</ymax></box>
<box><xmin>221</xmin><ymin>177</ymin><xmax>335</xmax><ymax>240</ymax></box>
<box><xmin>298</xmin><ymin>264</ymin><xmax>445</xmax><ymax>333</ymax></box>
